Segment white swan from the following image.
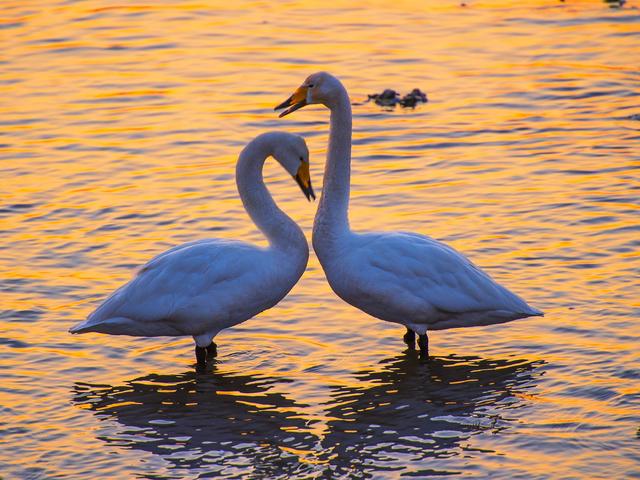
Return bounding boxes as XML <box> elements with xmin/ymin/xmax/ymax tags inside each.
<box><xmin>70</xmin><ymin>132</ymin><xmax>315</xmax><ymax>366</ymax></box>
<box><xmin>276</xmin><ymin>72</ymin><xmax>542</xmax><ymax>356</ymax></box>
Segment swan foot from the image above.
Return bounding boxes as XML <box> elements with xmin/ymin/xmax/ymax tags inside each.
<box><xmin>195</xmin><ymin>345</ymin><xmax>207</xmax><ymax>366</ymax></box>
<box><xmin>417</xmin><ymin>333</ymin><xmax>429</xmax><ymax>358</ymax></box>
<box><xmin>206</xmin><ymin>342</ymin><xmax>217</xmax><ymax>359</ymax></box>
<box><xmin>403</xmin><ymin>328</ymin><xmax>416</xmax><ymax>349</ymax></box>
<box><xmin>195</xmin><ymin>342</ymin><xmax>217</xmax><ymax>367</ymax></box>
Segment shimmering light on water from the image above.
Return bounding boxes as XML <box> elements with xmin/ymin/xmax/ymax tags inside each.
<box><xmin>1</xmin><ymin>1</ymin><xmax>639</xmax><ymax>478</ymax></box>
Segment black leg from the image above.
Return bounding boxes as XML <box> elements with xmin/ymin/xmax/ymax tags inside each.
<box><xmin>195</xmin><ymin>345</ymin><xmax>207</xmax><ymax>366</ymax></box>
<box><xmin>417</xmin><ymin>333</ymin><xmax>429</xmax><ymax>358</ymax></box>
<box><xmin>403</xmin><ymin>327</ymin><xmax>416</xmax><ymax>349</ymax></box>
<box><xmin>206</xmin><ymin>342</ymin><xmax>217</xmax><ymax>360</ymax></box>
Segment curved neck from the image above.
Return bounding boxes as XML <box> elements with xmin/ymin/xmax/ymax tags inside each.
<box><xmin>236</xmin><ymin>136</ymin><xmax>306</xmax><ymax>252</ymax></box>
<box><xmin>314</xmin><ymin>85</ymin><xmax>352</xmax><ymax>241</ymax></box>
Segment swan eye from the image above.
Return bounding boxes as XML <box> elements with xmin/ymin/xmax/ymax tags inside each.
<box><xmin>308</xmin><ymin>83</ymin><xmax>315</xmax><ymax>88</ymax></box>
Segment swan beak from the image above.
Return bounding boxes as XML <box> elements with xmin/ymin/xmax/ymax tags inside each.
<box><xmin>294</xmin><ymin>162</ymin><xmax>315</xmax><ymax>201</ymax></box>
<box><xmin>275</xmin><ymin>86</ymin><xmax>308</xmax><ymax>118</ymax></box>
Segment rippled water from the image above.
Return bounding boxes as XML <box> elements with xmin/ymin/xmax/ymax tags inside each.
<box><xmin>1</xmin><ymin>1</ymin><xmax>639</xmax><ymax>478</ymax></box>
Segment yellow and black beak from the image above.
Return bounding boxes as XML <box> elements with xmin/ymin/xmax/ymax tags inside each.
<box><xmin>275</xmin><ymin>85</ymin><xmax>308</xmax><ymax>117</ymax></box>
<box><xmin>294</xmin><ymin>161</ymin><xmax>315</xmax><ymax>201</ymax></box>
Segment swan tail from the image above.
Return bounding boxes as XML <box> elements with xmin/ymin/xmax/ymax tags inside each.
<box><xmin>527</xmin><ymin>306</ymin><xmax>544</xmax><ymax>317</ymax></box>
<box><xmin>427</xmin><ymin>306</ymin><xmax>543</xmax><ymax>331</ymax></box>
<box><xmin>69</xmin><ymin>316</ymin><xmax>136</xmax><ymax>335</ymax></box>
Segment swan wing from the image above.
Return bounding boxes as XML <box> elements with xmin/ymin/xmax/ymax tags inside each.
<box><xmin>335</xmin><ymin>232</ymin><xmax>541</xmax><ymax>329</ymax></box>
<box><xmin>70</xmin><ymin>240</ymin><xmax>280</xmax><ymax>336</ymax></box>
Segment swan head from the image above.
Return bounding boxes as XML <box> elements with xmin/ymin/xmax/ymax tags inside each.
<box><xmin>268</xmin><ymin>132</ymin><xmax>315</xmax><ymax>201</ymax></box>
<box><xmin>275</xmin><ymin>72</ymin><xmax>345</xmax><ymax>117</ymax></box>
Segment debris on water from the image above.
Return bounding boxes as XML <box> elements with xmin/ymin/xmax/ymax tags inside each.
<box><xmin>365</xmin><ymin>88</ymin><xmax>428</xmax><ymax>109</ymax></box>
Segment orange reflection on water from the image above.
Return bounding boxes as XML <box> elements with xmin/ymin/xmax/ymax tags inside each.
<box><xmin>1</xmin><ymin>0</ymin><xmax>639</xmax><ymax>478</ymax></box>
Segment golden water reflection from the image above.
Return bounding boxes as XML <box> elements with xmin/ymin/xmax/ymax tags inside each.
<box><xmin>1</xmin><ymin>0</ymin><xmax>639</xmax><ymax>478</ymax></box>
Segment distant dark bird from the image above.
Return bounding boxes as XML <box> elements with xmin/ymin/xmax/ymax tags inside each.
<box><xmin>400</xmin><ymin>88</ymin><xmax>428</xmax><ymax>107</ymax></box>
<box><xmin>367</xmin><ymin>88</ymin><xmax>428</xmax><ymax>108</ymax></box>
<box><xmin>368</xmin><ymin>89</ymin><xmax>400</xmax><ymax>106</ymax></box>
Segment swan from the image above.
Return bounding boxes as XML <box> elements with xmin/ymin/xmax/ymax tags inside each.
<box><xmin>70</xmin><ymin>132</ymin><xmax>315</xmax><ymax>366</ymax></box>
<box><xmin>275</xmin><ymin>72</ymin><xmax>542</xmax><ymax>357</ymax></box>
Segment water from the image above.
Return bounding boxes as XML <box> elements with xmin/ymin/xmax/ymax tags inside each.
<box><xmin>1</xmin><ymin>1</ymin><xmax>638</xmax><ymax>478</ymax></box>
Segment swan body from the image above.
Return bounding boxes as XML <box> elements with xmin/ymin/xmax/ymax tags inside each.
<box><xmin>276</xmin><ymin>72</ymin><xmax>542</xmax><ymax>355</ymax></box>
<box><xmin>318</xmin><ymin>231</ymin><xmax>539</xmax><ymax>333</ymax></box>
<box><xmin>70</xmin><ymin>132</ymin><xmax>315</xmax><ymax>365</ymax></box>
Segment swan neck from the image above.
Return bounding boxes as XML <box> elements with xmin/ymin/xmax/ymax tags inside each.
<box><xmin>315</xmin><ymin>87</ymin><xmax>352</xmax><ymax>241</ymax></box>
<box><xmin>236</xmin><ymin>137</ymin><xmax>306</xmax><ymax>252</ymax></box>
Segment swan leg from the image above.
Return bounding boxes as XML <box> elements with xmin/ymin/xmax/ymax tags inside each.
<box><xmin>403</xmin><ymin>328</ymin><xmax>416</xmax><ymax>349</ymax></box>
<box><xmin>194</xmin><ymin>333</ymin><xmax>217</xmax><ymax>366</ymax></box>
<box><xmin>206</xmin><ymin>342</ymin><xmax>217</xmax><ymax>360</ymax></box>
<box><xmin>417</xmin><ymin>333</ymin><xmax>429</xmax><ymax>357</ymax></box>
<box><xmin>195</xmin><ymin>345</ymin><xmax>207</xmax><ymax>366</ymax></box>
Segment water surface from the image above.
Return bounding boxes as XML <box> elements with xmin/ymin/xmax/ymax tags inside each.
<box><xmin>1</xmin><ymin>1</ymin><xmax>639</xmax><ymax>478</ymax></box>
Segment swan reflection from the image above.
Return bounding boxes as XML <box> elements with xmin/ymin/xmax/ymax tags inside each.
<box><xmin>72</xmin><ymin>355</ymin><xmax>542</xmax><ymax>478</ymax></box>
<box><xmin>72</xmin><ymin>369</ymin><xmax>319</xmax><ymax>478</ymax></box>
<box><xmin>321</xmin><ymin>352</ymin><xmax>543</xmax><ymax>477</ymax></box>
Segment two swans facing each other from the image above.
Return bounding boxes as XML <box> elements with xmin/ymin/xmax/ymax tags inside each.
<box><xmin>70</xmin><ymin>132</ymin><xmax>315</xmax><ymax>366</ymax></box>
<box><xmin>275</xmin><ymin>71</ymin><xmax>542</xmax><ymax>357</ymax></box>
<box><xmin>70</xmin><ymin>74</ymin><xmax>543</xmax><ymax>367</ymax></box>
